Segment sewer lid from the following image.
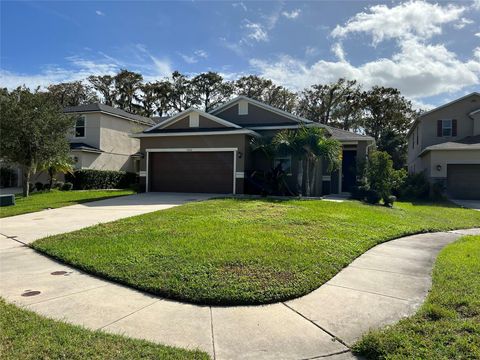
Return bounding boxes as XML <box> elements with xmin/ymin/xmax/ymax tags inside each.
<box><xmin>51</xmin><ymin>271</ymin><xmax>68</xmax><ymax>275</ymax></box>
<box><xmin>21</xmin><ymin>290</ymin><xmax>41</xmax><ymax>297</ymax></box>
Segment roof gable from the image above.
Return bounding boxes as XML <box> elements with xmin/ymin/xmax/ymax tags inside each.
<box><xmin>210</xmin><ymin>96</ymin><xmax>312</xmax><ymax>126</ymax></box>
<box><xmin>63</xmin><ymin>103</ymin><xmax>154</xmax><ymax>126</ymax></box>
<box><xmin>144</xmin><ymin>108</ymin><xmax>241</xmax><ymax>133</ymax></box>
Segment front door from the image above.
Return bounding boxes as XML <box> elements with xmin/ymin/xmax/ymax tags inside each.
<box><xmin>341</xmin><ymin>150</ymin><xmax>357</xmax><ymax>192</ymax></box>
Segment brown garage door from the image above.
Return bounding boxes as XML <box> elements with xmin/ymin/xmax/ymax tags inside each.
<box><xmin>447</xmin><ymin>164</ymin><xmax>480</xmax><ymax>200</ymax></box>
<box><xmin>149</xmin><ymin>151</ymin><xmax>234</xmax><ymax>193</ymax></box>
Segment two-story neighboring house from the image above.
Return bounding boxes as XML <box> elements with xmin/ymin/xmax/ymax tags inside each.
<box><xmin>407</xmin><ymin>92</ymin><xmax>480</xmax><ymax>199</ymax></box>
<box><xmin>64</xmin><ymin>103</ymin><xmax>154</xmax><ymax>173</ymax></box>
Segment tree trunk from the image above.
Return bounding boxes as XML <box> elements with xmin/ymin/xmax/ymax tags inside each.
<box><xmin>305</xmin><ymin>159</ymin><xmax>311</xmax><ymax>197</ymax></box>
<box><xmin>310</xmin><ymin>160</ymin><xmax>317</xmax><ymax>196</ymax></box>
<box><xmin>22</xmin><ymin>166</ymin><xmax>31</xmax><ymax>197</ymax></box>
<box><xmin>48</xmin><ymin>168</ymin><xmax>54</xmax><ymax>190</ymax></box>
<box><xmin>297</xmin><ymin>159</ymin><xmax>304</xmax><ymax>196</ymax></box>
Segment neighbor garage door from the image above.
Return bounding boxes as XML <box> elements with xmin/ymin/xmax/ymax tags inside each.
<box><xmin>148</xmin><ymin>151</ymin><xmax>234</xmax><ymax>193</ymax></box>
<box><xmin>447</xmin><ymin>164</ymin><xmax>480</xmax><ymax>200</ymax></box>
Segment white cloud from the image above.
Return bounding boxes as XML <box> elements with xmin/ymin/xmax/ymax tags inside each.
<box><xmin>232</xmin><ymin>2</ymin><xmax>247</xmax><ymax>12</ymax></box>
<box><xmin>250</xmin><ymin>39</ymin><xmax>480</xmax><ymax>100</ymax></box>
<box><xmin>332</xmin><ymin>1</ymin><xmax>465</xmax><ymax>44</ymax></box>
<box><xmin>454</xmin><ymin>18</ymin><xmax>473</xmax><ymax>29</ymax></box>
<box><xmin>179</xmin><ymin>53</ymin><xmax>197</xmax><ymax>64</ymax></box>
<box><xmin>472</xmin><ymin>0</ymin><xmax>480</xmax><ymax>10</ymax></box>
<box><xmin>282</xmin><ymin>9</ymin><xmax>301</xmax><ymax>19</ymax></box>
<box><xmin>475</xmin><ymin>32</ymin><xmax>480</xmax><ymax>37</ymax></box>
<box><xmin>331</xmin><ymin>43</ymin><xmax>346</xmax><ymax>62</ymax></box>
<box><xmin>244</xmin><ymin>21</ymin><xmax>269</xmax><ymax>42</ymax></box>
<box><xmin>194</xmin><ymin>50</ymin><xmax>208</xmax><ymax>58</ymax></box>
<box><xmin>95</xmin><ymin>10</ymin><xmax>105</xmax><ymax>16</ymax></box>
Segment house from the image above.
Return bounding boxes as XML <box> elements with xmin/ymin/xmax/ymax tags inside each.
<box><xmin>407</xmin><ymin>92</ymin><xmax>480</xmax><ymax>199</ymax></box>
<box><xmin>132</xmin><ymin>96</ymin><xmax>374</xmax><ymax>195</ymax></box>
<box><xmin>5</xmin><ymin>104</ymin><xmax>154</xmax><ymax>187</ymax></box>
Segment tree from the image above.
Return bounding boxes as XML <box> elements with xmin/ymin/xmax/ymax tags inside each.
<box><xmin>0</xmin><ymin>87</ymin><xmax>74</xmax><ymax>196</ymax></box>
<box><xmin>191</xmin><ymin>72</ymin><xmax>233</xmax><ymax>111</ymax></box>
<box><xmin>234</xmin><ymin>75</ymin><xmax>298</xmax><ymax>111</ymax></box>
<box><xmin>169</xmin><ymin>71</ymin><xmax>200</xmax><ymax>112</ymax></box>
<box><xmin>361</xmin><ymin>86</ymin><xmax>417</xmax><ymax>168</ymax></box>
<box><xmin>47</xmin><ymin>81</ymin><xmax>98</xmax><ymax>107</ymax></box>
<box><xmin>113</xmin><ymin>69</ymin><xmax>143</xmax><ymax>113</ymax></box>
<box><xmin>297</xmin><ymin>79</ymin><xmax>361</xmax><ymax>126</ymax></box>
<box><xmin>88</xmin><ymin>75</ymin><xmax>116</xmax><ymax>106</ymax></box>
<box><xmin>38</xmin><ymin>154</ymin><xmax>74</xmax><ymax>190</ymax></box>
<box><xmin>274</xmin><ymin>126</ymin><xmax>342</xmax><ymax>196</ymax></box>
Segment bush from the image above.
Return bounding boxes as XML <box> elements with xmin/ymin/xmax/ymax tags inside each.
<box><xmin>35</xmin><ymin>182</ymin><xmax>44</xmax><ymax>191</ymax></box>
<box><xmin>399</xmin><ymin>173</ymin><xmax>430</xmax><ymax>200</ymax></box>
<box><xmin>65</xmin><ymin>170</ymin><xmax>137</xmax><ymax>190</ymax></box>
<box><xmin>384</xmin><ymin>195</ymin><xmax>397</xmax><ymax>207</ymax></box>
<box><xmin>351</xmin><ymin>186</ymin><xmax>367</xmax><ymax>201</ymax></box>
<box><xmin>431</xmin><ymin>181</ymin><xmax>446</xmax><ymax>200</ymax></box>
<box><xmin>53</xmin><ymin>181</ymin><xmax>64</xmax><ymax>189</ymax></box>
<box><xmin>61</xmin><ymin>182</ymin><xmax>73</xmax><ymax>191</ymax></box>
<box><xmin>359</xmin><ymin>151</ymin><xmax>406</xmax><ymax>205</ymax></box>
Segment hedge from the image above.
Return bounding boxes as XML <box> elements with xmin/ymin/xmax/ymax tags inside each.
<box><xmin>66</xmin><ymin>169</ymin><xmax>137</xmax><ymax>190</ymax></box>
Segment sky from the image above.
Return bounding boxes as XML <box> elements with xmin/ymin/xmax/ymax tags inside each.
<box><xmin>1</xmin><ymin>0</ymin><xmax>479</xmax><ymax>109</ymax></box>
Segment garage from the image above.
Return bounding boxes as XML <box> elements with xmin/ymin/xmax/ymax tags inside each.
<box><xmin>148</xmin><ymin>150</ymin><xmax>235</xmax><ymax>194</ymax></box>
<box><xmin>447</xmin><ymin>164</ymin><xmax>480</xmax><ymax>199</ymax></box>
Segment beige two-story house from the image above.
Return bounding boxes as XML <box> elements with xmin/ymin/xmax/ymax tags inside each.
<box><xmin>407</xmin><ymin>92</ymin><xmax>480</xmax><ymax>199</ymax></box>
<box><xmin>64</xmin><ymin>103</ymin><xmax>153</xmax><ymax>173</ymax></box>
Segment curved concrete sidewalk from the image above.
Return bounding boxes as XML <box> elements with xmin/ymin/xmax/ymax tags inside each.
<box><xmin>0</xmin><ymin>195</ymin><xmax>479</xmax><ymax>359</ymax></box>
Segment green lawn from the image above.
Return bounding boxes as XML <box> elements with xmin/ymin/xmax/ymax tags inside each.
<box><xmin>33</xmin><ymin>199</ymin><xmax>480</xmax><ymax>305</ymax></box>
<box><xmin>0</xmin><ymin>189</ymin><xmax>135</xmax><ymax>218</ymax></box>
<box><xmin>0</xmin><ymin>298</ymin><xmax>208</xmax><ymax>360</ymax></box>
<box><xmin>353</xmin><ymin>235</ymin><xmax>480</xmax><ymax>359</ymax></box>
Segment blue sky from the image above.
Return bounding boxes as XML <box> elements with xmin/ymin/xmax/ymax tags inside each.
<box><xmin>1</xmin><ymin>0</ymin><xmax>479</xmax><ymax>108</ymax></box>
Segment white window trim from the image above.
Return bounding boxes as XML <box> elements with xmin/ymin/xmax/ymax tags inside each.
<box><xmin>145</xmin><ymin>148</ymin><xmax>238</xmax><ymax>194</ymax></box>
<box><xmin>441</xmin><ymin>119</ymin><xmax>452</xmax><ymax>137</ymax></box>
<box><xmin>74</xmin><ymin>115</ymin><xmax>86</xmax><ymax>139</ymax></box>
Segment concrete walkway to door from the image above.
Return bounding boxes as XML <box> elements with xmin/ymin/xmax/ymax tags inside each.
<box><xmin>1</xmin><ymin>194</ymin><xmax>479</xmax><ymax>359</ymax></box>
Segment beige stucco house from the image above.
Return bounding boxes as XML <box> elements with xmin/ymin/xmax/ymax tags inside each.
<box><xmin>407</xmin><ymin>92</ymin><xmax>480</xmax><ymax>199</ymax></box>
<box><xmin>132</xmin><ymin>96</ymin><xmax>374</xmax><ymax>195</ymax></box>
<box><xmin>5</xmin><ymin>104</ymin><xmax>153</xmax><ymax>187</ymax></box>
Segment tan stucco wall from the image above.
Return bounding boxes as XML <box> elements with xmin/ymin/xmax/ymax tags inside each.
<box><xmin>67</xmin><ymin>113</ymin><xmax>101</xmax><ymax>148</ymax></box>
<box><xmin>424</xmin><ymin>149</ymin><xmax>480</xmax><ymax>179</ymax></box>
<box><xmin>73</xmin><ymin>151</ymin><xmax>134</xmax><ymax>172</ymax></box>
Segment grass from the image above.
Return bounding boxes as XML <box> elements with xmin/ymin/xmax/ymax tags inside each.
<box><xmin>33</xmin><ymin>198</ymin><xmax>480</xmax><ymax>305</ymax></box>
<box><xmin>0</xmin><ymin>189</ymin><xmax>135</xmax><ymax>218</ymax></box>
<box><xmin>353</xmin><ymin>235</ymin><xmax>480</xmax><ymax>359</ymax></box>
<box><xmin>0</xmin><ymin>298</ymin><xmax>209</xmax><ymax>360</ymax></box>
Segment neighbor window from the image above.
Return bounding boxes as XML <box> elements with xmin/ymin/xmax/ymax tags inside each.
<box><xmin>74</xmin><ymin>116</ymin><xmax>86</xmax><ymax>138</ymax></box>
<box><xmin>274</xmin><ymin>157</ymin><xmax>292</xmax><ymax>175</ymax></box>
<box><xmin>442</xmin><ymin>120</ymin><xmax>452</xmax><ymax>137</ymax></box>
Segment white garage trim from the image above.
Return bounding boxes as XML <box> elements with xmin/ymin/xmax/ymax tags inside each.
<box><xmin>145</xmin><ymin>148</ymin><xmax>238</xmax><ymax>194</ymax></box>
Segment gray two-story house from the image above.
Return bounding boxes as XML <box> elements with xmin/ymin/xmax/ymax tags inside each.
<box><xmin>407</xmin><ymin>92</ymin><xmax>480</xmax><ymax>199</ymax></box>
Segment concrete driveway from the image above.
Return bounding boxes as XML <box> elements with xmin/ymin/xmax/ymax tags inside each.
<box><xmin>0</xmin><ymin>192</ymin><xmax>216</xmax><ymax>244</ymax></box>
<box><xmin>451</xmin><ymin>199</ymin><xmax>480</xmax><ymax>211</ymax></box>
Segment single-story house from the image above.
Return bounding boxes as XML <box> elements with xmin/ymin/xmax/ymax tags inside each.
<box><xmin>132</xmin><ymin>96</ymin><xmax>374</xmax><ymax>195</ymax></box>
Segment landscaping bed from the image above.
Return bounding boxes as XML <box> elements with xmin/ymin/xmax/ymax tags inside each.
<box><xmin>0</xmin><ymin>298</ymin><xmax>208</xmax><ymax>360</ymax></box>
<box><xmin>0</xmin><ymin>189</ymin><xmax>135</xmax><ymax>218</ymax></box>
<box><xmin>353</xmin><ymin>235</ymin><xmax>480</xmax><ymax>359</ymax></box>
<box><xmin>33</xmin><ymin>199</ymin><xmax>480</xmax><ymax>305</ymax></box>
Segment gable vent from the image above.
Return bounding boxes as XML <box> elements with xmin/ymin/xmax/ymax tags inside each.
<box><xmin>238</xmin><ymin>100</ymin><xmax>248</xmax><ymax>115</ymax></box>
<box><xmin>189</xmin><ymin>113</ymin><xmax>199</xmax><ymax>127</ymax></box>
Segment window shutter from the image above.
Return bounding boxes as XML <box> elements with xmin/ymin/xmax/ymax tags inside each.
<box><xmin>452</xmin><ymin>119</ymin><xmax>457</xmax><ymax>137</ymax></box>
<box><xmin>437</xmin><ymin>120</ymin><xmax>442</xmax><ymax>137</ymax></box>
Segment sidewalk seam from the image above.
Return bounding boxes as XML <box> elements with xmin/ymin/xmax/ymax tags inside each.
<box><xmin>98</xmin><ymin>299</ymin><xmax>161</xmax><ymax>330</ymax></box>
<box><xmin>325</xmin><ymin>283</ymin><xmax>411</xmax><ymax>302</ymax></box>
<box><xmin>209</xmin><ymin>307</ymin><xmax>217</xmax><ymax>360</ymax></box>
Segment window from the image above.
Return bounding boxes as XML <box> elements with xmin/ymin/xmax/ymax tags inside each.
<box><xmin>74</xmin><ymin>116</ymin><xmax>86</xmax><ymax>138</ymax></box>
<box><xmin>274</xmin><ymin>157</ymin><xmax>292</xmax><ymax>175</ymax></box>
<box><xmin>441</xmin><ymin>120</ymin><xmax>452</xmax><ymax>137</ymax></box>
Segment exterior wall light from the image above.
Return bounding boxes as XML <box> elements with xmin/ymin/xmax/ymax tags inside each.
<box><xmin>436</xmin><ymin>164</ymin><xmax>442</xmax><ymax>171</ymax></box>
<box><xmin>238</xmin><ymin>151</ymin><xmax>243</xmax><ymax>159</ymax></box>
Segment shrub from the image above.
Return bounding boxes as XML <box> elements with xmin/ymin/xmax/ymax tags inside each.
<box><xmin>384</xmin><ymin>195</ymin><xmax>397</xmax><ymax>207</ymax></box>
<box><xmin>399</xmin><ymin>173</ymin><xmax>430</xmax><ymax>200</ymax></box>
<box><xmin>53</xmin><ymin>181</ymin><xmax>64</xmax><ymax>189</ymax></box>
<box><xmin>431</xmin><ymin>181</ymin><xmax>446</xmax><ymax>200</ymax></box>
<box><xmin>65</xmin><ymin>169</ymin><xmax>137</xmax><ymax>190</ymax></box>
<box><xmin>359</xmin><ymin>151</ymin><xmax>406</xmax><ymax>205</ymax></box>
<box><xmin>34</xmin><ymin>182</ymin><xmax>44</xmax><ymax>191</ymax></box>
<box><xmin>351</xmin><ymin>186</ymin><xmax>367</xmax><ymax>201</ymax></box>
<box><xmin>61</xmin><ymin>182</ymin><xmax>73</xmax><ymax>191</ymax></box>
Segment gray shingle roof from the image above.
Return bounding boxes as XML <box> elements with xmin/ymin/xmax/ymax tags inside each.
<box><xmin>63</xmin><ymin>103</ymin><xmax>154</xmax><ymax>126</ymax></box>
<box><xmin>69</xmin><ymin>142</ymin><xmax>103</xmax><ymax>153</ymax></box>
<box><xmin>421</xmin><ymin>135</ymin><xmax>480</xmax><ymax>153</ymax></box>
<box><xmin>323</xmin><ymin>126</ymin><xmax>374</xmax><ymax>141</ymax></box>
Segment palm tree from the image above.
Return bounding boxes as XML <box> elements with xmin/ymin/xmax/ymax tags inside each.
<box><xmin>38</xmin><ymin>156</ymin><xmax>74</xmax><ymax>189</ymax></box>
<box><xmin>274</xmin><ymin>126</ymin><xmax>342</xmax><ymax>196</ymax></box>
